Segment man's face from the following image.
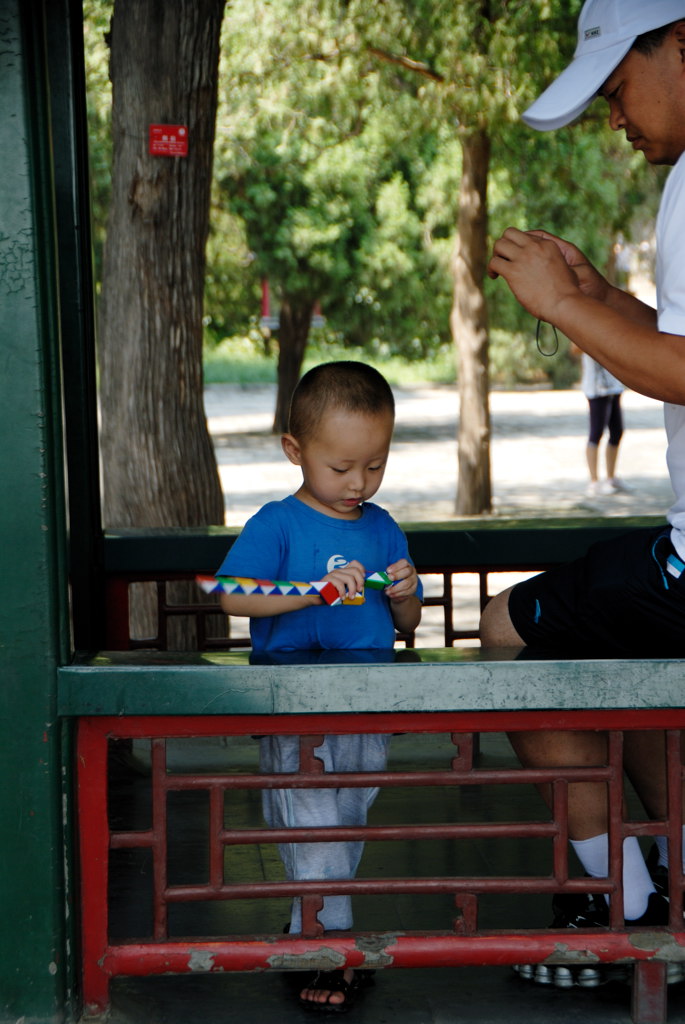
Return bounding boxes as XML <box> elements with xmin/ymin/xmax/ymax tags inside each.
<box><xmin>600</xmin><ymin>25</ymin><xmax>685</xmax><ymax>166</ymax></box>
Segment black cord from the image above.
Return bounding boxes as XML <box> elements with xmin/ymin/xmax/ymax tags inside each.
<box><xmin>536</xmin><ymin>319</ymin><xmax>559</xmax><ymax>357</ymax></box>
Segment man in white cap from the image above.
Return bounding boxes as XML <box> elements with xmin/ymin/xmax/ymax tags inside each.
<box><xmin>482</xmin><ymin>0</ymin><xmax>685</xmax><ymax>989</ymax></box>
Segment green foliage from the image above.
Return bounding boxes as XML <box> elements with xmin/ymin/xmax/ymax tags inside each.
<box><xmin>213</xmin><ymin>0</ymin><xmax>460</xmax><ymax>357</ymax></box>
<box><xmin>489</xmin><ymin>327</ymin><xmax>579</xmax><ymax>390</ymax></box>
<box><xmin>487</xmin><ymin>123</ymin><xmax>663</xmax><ymax>344</ymax></box>
<box><xmin>349</xmin><ymin>0</ymin><xmax>584</xmax><ymax>130</ymax></box>
<box><xmin>84</xmin><ymin>0</ymin><xmax>664</xmax><ymax>386</ymax></box>
<box><xmin>203</xmin><ymin>201</ymin><xmax>260</xmax><ymax>342</ymax></box>
<box><xmin>83</xmin><ymin>0</ymin><xmax>113</xmax><ymax>283</ymax></box>
<box><xmin>203</xmin><ymin>324</ymin><xmax>581</xmax><ymax>391</ymax></box>
<box><xmin>203</xmin><ymin>330</ymin><xmax>457</xmax><ymax>386</ymax></box>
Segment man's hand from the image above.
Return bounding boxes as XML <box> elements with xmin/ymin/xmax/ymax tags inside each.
<box><xmin>528</xmin><ymin>230</ymin><xmax>611</xmax><ymax>302</ymax></box>
<box><xmin>488</xmin><ymin>228</ymin><xmax>610</xmax><ymax>321</ymax></box>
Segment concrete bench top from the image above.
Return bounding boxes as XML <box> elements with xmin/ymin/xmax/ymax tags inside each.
<box><xmin>57</xmin><ymin>648</ymin><xmax>685</xmax><ymax>718</ymax></box>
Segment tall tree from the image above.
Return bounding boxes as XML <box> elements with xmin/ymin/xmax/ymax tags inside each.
<box><xmin>98</xmin><ymin>1</ymin><xmax>225</xmax><ymax>526</ymax></box>
<box><xmin>98</xmin><ymin>0</ymin><xmax>225</xmax><ymax>638</ymax></box>
<box><xmin>452</xmin><ymin>127</ymin><xmax>491</xmax><ymax>513</ymax></box>
<box><xmin>354</xmin><ymin>0</ymin><xmax>585</xmax><ymax>512</ymax></box>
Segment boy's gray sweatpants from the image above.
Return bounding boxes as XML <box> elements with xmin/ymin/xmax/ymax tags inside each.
<box><xmin>260</xmin><ymin>733</ymin><xmax>391</xmax><ymax>933</ymax></box>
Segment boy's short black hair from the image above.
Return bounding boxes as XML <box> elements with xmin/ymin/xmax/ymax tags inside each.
<box><xmin>288</xmin><ymin>361</ymin><xmax>395</xmax><ymax>441</ymax></box>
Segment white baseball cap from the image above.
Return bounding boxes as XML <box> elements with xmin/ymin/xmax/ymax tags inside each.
<box><xmin>523</xmin><ymin>0</ymin><xmax>685</xmax><ymax>131</ymax></box>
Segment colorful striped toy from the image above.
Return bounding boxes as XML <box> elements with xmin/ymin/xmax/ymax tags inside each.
<box><xmin>196</xmin><ymin>570</ymin><xmax>394</xmax><ymax>607</ymax></box>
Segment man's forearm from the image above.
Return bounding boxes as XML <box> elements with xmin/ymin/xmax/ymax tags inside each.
<box><xmin>604</xmin><ymin>283</ymin><xmax>658</xmax><ymax>328</ymax></box>
<box><xmin>555</xmin><ymin>292</ymin><xmax>685</xmax><ymax>404</ymax></box>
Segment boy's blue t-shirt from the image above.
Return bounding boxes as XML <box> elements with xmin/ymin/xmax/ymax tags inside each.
<box><xmin>216</xmin><ymin>495</ymin><xmax>421</xmax><ymax>652</ymax></box>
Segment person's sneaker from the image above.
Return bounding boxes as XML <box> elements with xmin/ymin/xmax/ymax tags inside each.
<box><xmin>513</xmin><ymin>891</ymin><xmax>623</xmax><ymax>988</ymax></box>
<box><xmin>512</xmin><ymin>959</ymin><xmax>615</xmax><ymax>989</ymax></box>
<box><xmin>513</xmin><ymin>890</ymin><xmax>670</xmax><ymax>989</ymax></box>
<box><xmin>605</xmin><ymin>477</ymin><xmax>631</xmax><ymax>493</ymax></box>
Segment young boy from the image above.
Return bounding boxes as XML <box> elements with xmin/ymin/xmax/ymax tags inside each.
<box><xmin>215</xmin><ymin>361</ymin><xmax>422</xmax><ymax>1011</ymax></box>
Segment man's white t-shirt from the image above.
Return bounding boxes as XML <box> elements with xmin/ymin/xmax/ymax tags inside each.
<box><xmin>656</xmin><ymin>151</ymin><xmax>685</xmax><ymax>559</ymax></box>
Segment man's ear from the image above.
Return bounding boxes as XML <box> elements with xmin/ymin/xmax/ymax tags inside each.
<box><xmin>281</xmin><ymin>433</ymin><xmax>302</xmax><ymax>465</ymax></box>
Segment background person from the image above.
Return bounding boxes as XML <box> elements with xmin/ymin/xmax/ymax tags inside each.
<box><xmin>580</xmin><ymin>352</ymin><xmax>627</xmax><ymax>496</ymax></box>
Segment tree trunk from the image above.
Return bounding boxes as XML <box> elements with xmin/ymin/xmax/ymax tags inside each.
<box><xmin>98</xmin><ymin>0</ymin><xmax>226</xmax><ymax>642</ymax></box>
<box><xmin>272</xmin><ymin>295</ymin><xmax>315</xmax><ymax>434</ymax></box>
<box><xmin>452</xmin><ymin>128</ymin><xmax>492</xmax><ymax>515</ymax></box>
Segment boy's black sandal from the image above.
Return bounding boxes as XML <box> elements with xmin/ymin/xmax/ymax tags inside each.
<box><xmin>298</xmin><ymin>968</ymin><xmax>374</xmax><ymax>1014</ymax></box>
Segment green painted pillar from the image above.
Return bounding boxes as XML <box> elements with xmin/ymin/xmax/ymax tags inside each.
<box><xmin>0</xmin><ymin>0</ymin><xmax>71</xmax><ymax>1020</ymax></box>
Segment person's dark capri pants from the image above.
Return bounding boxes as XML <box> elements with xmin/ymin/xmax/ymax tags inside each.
<box><xmin>588</xmin><ymin>393</ymin><xmax>623</xmax><ymax>447</ymax></box>
<box><xmin>508</xmin><ymin>525</ymin><xmax>685</xmax><ymax>657</ymax></box>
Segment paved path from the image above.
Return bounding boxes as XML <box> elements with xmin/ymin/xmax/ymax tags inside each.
<box><xmin>205</xmin><ymin>383</ymin><xmax>674</xmax><ymax>527</ymax></box>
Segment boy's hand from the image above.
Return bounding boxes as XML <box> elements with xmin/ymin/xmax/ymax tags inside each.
<box><xmin>384</xmin><ymin>559</ymin><xmax>418</xmax><ymax>603</ymax></box>
<box><xmin>323</xmin><ymin>559</ymin><xmax>366</xmax><ymax>601</ymax></box>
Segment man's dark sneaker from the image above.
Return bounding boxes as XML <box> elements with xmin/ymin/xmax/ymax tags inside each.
<box><xmin>551</xmin><ymin>890</ymin><xmax>609</xmax><ymax>929</ymax></box>
<box><xmin>514</xmin><ymin>891</ymin><xmax>615</xmax><ymax>988</ymax></box>
<box><xmin>513</xmin><ymin>890</ymin><xmax>670</xmax><ymax>989</ymax></box>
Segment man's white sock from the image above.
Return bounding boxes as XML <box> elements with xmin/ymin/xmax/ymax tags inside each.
<box><xmin>654</xmin><ymin>828</ymin><xmax>685</xmax><ymax>870</ymax></box>
<box><xmin>571</xmin><ymin>833</ymin><xmax>655</xmax><ymax>920</ymax></box>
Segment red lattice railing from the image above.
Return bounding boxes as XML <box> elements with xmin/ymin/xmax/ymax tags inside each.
<box><xmin>103</xmin><ymin>567</ymin><xmax>515</xmax><ymax>650</ymax></box>
<box><xmin>77</xmin><ymin>710</ymin><xmax>685</xmax><ymax>1021</ymax></box>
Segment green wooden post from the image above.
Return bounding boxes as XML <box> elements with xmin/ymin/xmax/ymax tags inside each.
<box><xmin>0</xmin><ymin>0</ymin><xmax>72</xmax><ymax>1019</ymax></box>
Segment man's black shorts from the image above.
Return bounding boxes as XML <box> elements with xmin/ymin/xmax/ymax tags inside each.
<box><xmin>507</xmin><ymin>525</ymin><xmax>685</xmax><ymax>657</ymax></box>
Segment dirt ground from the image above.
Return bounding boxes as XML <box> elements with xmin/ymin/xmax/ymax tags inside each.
<box><xmin>205</xmin><ymin>383</ymin><xmax>674</xmax><ymax>528</ymax></box>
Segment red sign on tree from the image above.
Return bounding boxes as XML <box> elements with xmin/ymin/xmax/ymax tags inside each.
<box><xmin>149</xmin><ymin>125</ymin><xmax>188</xmax><ymax>157</ymax></box>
